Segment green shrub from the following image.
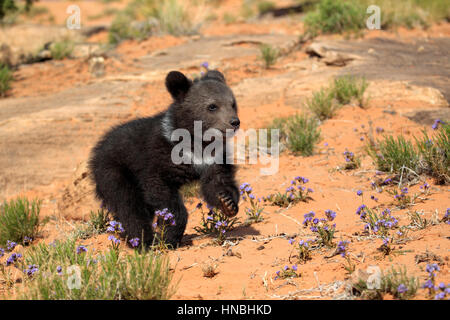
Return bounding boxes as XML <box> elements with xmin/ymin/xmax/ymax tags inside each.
<box><xmin>0</xmin><ymin>0</ymin><xmax>17</xmax><ymax>20</ymax></box>
<box><xmin>265</xmin><ymin>114</ymin><xmax>321</xmax><ymax>156</ymax></box>
<box><xmin>285</xmin><ymin>114</ymin><xmax>321</xmax><ymax>156</ymax></box>
<box><xmin>240</xmin><ymin>1</ymin><xmax>255</xmax><ymax>19</ymax></box>
<box><xmin>306</xmin><ymin>77</ymin><xmax>369</xmax><ymax>120</ymax></box>
<box><xmin>50</xmin><ymin>40</ymin><xmax>74</xmax><ymax>60</ymax></box>
<box><xmin>304</xmin><ymin>0</ymin><xmax>450</xmax><ymax>35</ymax></box>
<box><xmin>155</xmin><ymin>0</ymin><xmax>197</xmax><ymax>36</ymax></box>
<box><xmin>0</xmin><ymin>198</ymin><xmax>43</xmax><ymax>245</ymax></box>
<box><xmin>353</xmin><ymin>265</ymin><xmax>419</xmax><ymax>300</ymax></box>
<box><xmin>331</xmin><ymin>76</ymin><xmax>369</xmax><ymax>107</ymax></box>
<box><xmin>20</xmin><ymin>239</ymin><xmax>176</xmax><ymax>300</ymax></box>
<box><xmin>0</xmin><ymin>64</ymin><xmax>12</xmax><ymax>97</ymax></box>
<box><xmin>366</xmin><ymin>0</ymin><xmax>450</xmax><ymax>29</ymax></box>
<box><xmin>259</xmin><ymin>44</ymin><xmax>278</xmax><ymax>68</ymax></box>
<box><xmin>367</xmin><ymin>135</ymin><xmax>419</xmax><ymax>173</ymax></box>
<box><xmin>88</xmin><ymin>209</ymin><xmax>110</xmax><ymax>234</ymax></box>
<box><xmin>304</xmin><ymin>0</ymin><xmax>365</xmax><ymax>36</ymax></box>
<box><xmin>109</xmin><ymin>0</ymin><xmax>198</xmax><ymax>44</ymax></box>
<box><xmin>223</xmin><ymin>12</ymin><xmax>236</xmax><ymax>24</ymax></box>
<box><xmin>367</xmin><ymin>124</ymin><xmax>450</xmax><ymax>183</ymax></box>
<box><xmin>1</xmin><ymin>0</ymin><xmax>39</xmax><ymax>24</ymax></box>
<box><xmin>258</xmin><ymin>1</ymin><xmax>275</xmax><ymax>15</ymax></box>
<box><xmin>265</xmin><ymin>117</ymin><xmax>289</xmax><ymax>148</ymax></box>
<box><xmin>109</xmin><ymin>12</ymin><xmax>138</xmax><ymax>44</ymax></box>
<box><xmin>416</xmin><ymin>123</ymin><xmax>449</xmax><ymax>184</ymax></box>
<box><xmin>305</xmin><ymin>88</ymin><xmax>338</xmax><ymax>120</ymax></box>
<box><xmin>380</xmin><ymin>266</ymin><xmax>419</xmax><ymax>299</ymax></box>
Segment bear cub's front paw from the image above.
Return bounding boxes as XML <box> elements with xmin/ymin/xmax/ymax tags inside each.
<box><xmin>218</xmin><ymin>191</ymin><xmax>238</xmax><ymax>217</ymax></box>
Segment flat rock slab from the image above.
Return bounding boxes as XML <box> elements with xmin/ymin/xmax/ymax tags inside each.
<box><xmin>138</xmin><ymin>34</ymin><xmax>299</xmax><ymax>70</ymax></box>
<box><xmin>318</xmin><ymin>37</ymin><xmax>450</xmax><ymax>103</ymax></box>
<box><xmin>0</xmin><ymin>80</ymin><xmax>140</xmax><ymax>198</ymax></box>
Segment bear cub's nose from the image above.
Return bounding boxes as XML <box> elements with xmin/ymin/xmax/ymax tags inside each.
<box><xmin>230</xmin><ymin>118</ymin><xmax>240</xmax><ymax>129</ymax></box>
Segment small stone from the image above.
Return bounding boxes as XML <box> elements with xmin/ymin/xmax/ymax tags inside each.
<box><xmin>88</xmin><ymin>56</ymin><xmax>105</xmax><ymax>77</ymax></box>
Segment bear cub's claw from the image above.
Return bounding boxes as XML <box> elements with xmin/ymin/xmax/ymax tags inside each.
<box><xmin>218</xmin><ymin>191</ymin><xmax>238</xmax><ymax>217</ymax></box>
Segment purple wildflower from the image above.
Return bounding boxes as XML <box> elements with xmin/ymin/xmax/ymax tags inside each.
<box><xmin>397</xmin><ymin>284</ymin><xmax>407</xmax><ymax>294</ymax></box>
<box><xmin>432</xmin><ymin>119</ymin><xmax>444</xmax><ymax>130</ymax></box>
<box><xmin>6</xmin><ymin>253</ymin><xmax>22</xmax><ymax>266</ymax></box>
<box><xmin>107</xmin><ymin>220</ymin><xmax>125</xmax><ymax>233</ymax></box>
<box><xmin>435</xmin><ymin>292</ymin><xmax>446</xmax><ymax>300</ymax></box>
<box><xmin>336</xmin><ymin>240</ymin><xmax>349</xmax><ymax>257</ymax></box>
<box><xmin>23</xmin><ymin>264</ymin><xmax>39</xmax><ymax>277</ymax></box>
<box><xmin>325</xmin><ymin>209</ymin><xmax>336</xmax><ymax>221</ymax></box>
<box><xmin>76</xmin><ymin>245</ymin><xmax>87</xmax><ymax>254</ymax></box>
<box><xmin>56</xmin><ymin>266</ymin><xmax>63</xmax><ymax>275</ymax></box>
<box><xmin>422</xmin><ymin>279</ymin><xmax>434</xmax><ymax>289</ymax></box>
<box><xmin>6</xmin><ymin>240</ymin><xmax>17</xmax><ymax>251</ymax></box>
<box><xmin>23</xmin><ymin>236</ymin><xmax>33</xmax><ymax>245</ymax></box>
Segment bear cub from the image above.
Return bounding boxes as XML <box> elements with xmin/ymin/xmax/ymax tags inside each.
<box><xmin>89</xmin><ymin>70</ymin><xmax>240</xmax><ymax>248</ymax></box>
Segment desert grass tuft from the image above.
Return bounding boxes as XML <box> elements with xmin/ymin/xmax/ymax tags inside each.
<box><xmin>88</xmin><ymin>209</ymin><xmax>110</xmax><ymax>234</ymax></box>
<box><xmin>109</xmin><ymin>0</ymin><xmax>202</xmax><ymax>44</ymax></box>
<box><xmin>305</xmin><ymin>88</ymin><xmax>338</xmax><ymax>121</ymax></box>
<box><xmin>259</xmin><ymin>44</ymin><xmax>278</xmax><ymax>68</ymax></box>
<box><xmin>50</xmin><ymin>40</ymin><xmax>74</xmax><ymax>60</ymax></box>
<box><xmin>415</xmin><ymin>123</ymin><xmax>449</xmax><ymax>184</ymax></box>
<box><xmin>306</xmin><ymin>77</ymin><xmax>369</xmax><ymax>120</ymax></box>
<box><xmin>0</xmin><ymin>197</ymin><xmax>44</xmax><ymax>245</ymax></box>
<box><xmin>20</xmin><ymin>239</ymin><xmax>176</xmax><ymax>300</ymax></box>
<box><xmin>331</xmin><ymin>76</ymin><xmax>369</xmax><ymax>108</ymax></box>
<box><xmin>267</xmin><ymin>114</ymin><xmax>321</xmax><ymax>156</ymax></box>
<box><xmin>0</xmin><ymin>64</ymin><xmax>12</xmax><ymax>97</ymax></box>
<box><xmin>257</xmin><ymin>1</ymin><xmax>275</xmax><ymax>15</ymax></box>
<box><xmin>353</xmin><ymin>265</ymin><xmax>419</xmax><ymax>300</ymax></box>
<box><xmin>304</xmin><ymin>0</ymin><xmax>365</xmax><ymax>36</ymax></box>
<box><xmin>366</xmin><ymin>135</ymin><xmax>419</xmax><ymax>174</ymax></box>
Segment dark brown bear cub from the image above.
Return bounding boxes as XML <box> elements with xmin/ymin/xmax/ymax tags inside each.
<box><xmin>89</xmin><ymin>70</ymin><xmax>240</xmax><ymax>248</ymax></box>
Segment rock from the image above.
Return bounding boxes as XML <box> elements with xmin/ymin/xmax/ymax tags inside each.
<box><xmin>305</xmin><ymin>42</ymin><xmax>328</xmax><ymax>57</ymax></box>
<box><xmin>306</xmin><ymin>42</ymin><xmax>355</xmax><ymax>66</ymax></box>
<box><xmin>36</xmin><ymin>49</ymin><xmax>52</xmax><ymax>61</ymax></box>
<box><xmin>72</xmin><ymin>43</ymin><xmax>103</xmax><ymax>59</ymax></box>
<box><xmin>323</xmin><ymin>51</ymin><xmax>355</xmax><ymax>67</ymax></box>
<box><xmin>80</xmin><ymin>25</ymin><xmax>107</xmax><ymax>38</ymax></box>
<box><xmin>88</xmin><ymin>56</ymin><xmax>105</xmax><ymax>77</ymax></box>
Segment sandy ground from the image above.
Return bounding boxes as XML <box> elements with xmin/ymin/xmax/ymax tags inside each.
<box><xmin>0</xmin><ymin>0</ymin><xmax>449</xmax><ymax>300</ymax></box>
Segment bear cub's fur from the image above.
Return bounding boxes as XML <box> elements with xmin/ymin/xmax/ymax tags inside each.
<box><xmin>89</xmin><ymin>70</ymin><xmax>240</xmax><ymax>248</ymax></box>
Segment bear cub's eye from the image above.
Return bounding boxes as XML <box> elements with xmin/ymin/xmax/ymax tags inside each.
<box><xmin>207</xmin><ymin>104</ymin><xmax>218</xmax><ymax>111</ymax></box>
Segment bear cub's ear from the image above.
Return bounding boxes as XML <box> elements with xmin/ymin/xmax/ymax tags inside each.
<box><xmin>165</xmin><ymin>71</ymin><xmax>192</xmax><ymax>101</ymax></box>
<box><xmin>201</xmin><ymin>70</ymin><xmax>226</xmax><ymax>84</ymax></box>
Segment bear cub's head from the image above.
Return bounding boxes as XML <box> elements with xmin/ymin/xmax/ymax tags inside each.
<box><xmin>165</xmin><ymin>70</ymin><xmax>239</xmax><ymax>138</ymax></box>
